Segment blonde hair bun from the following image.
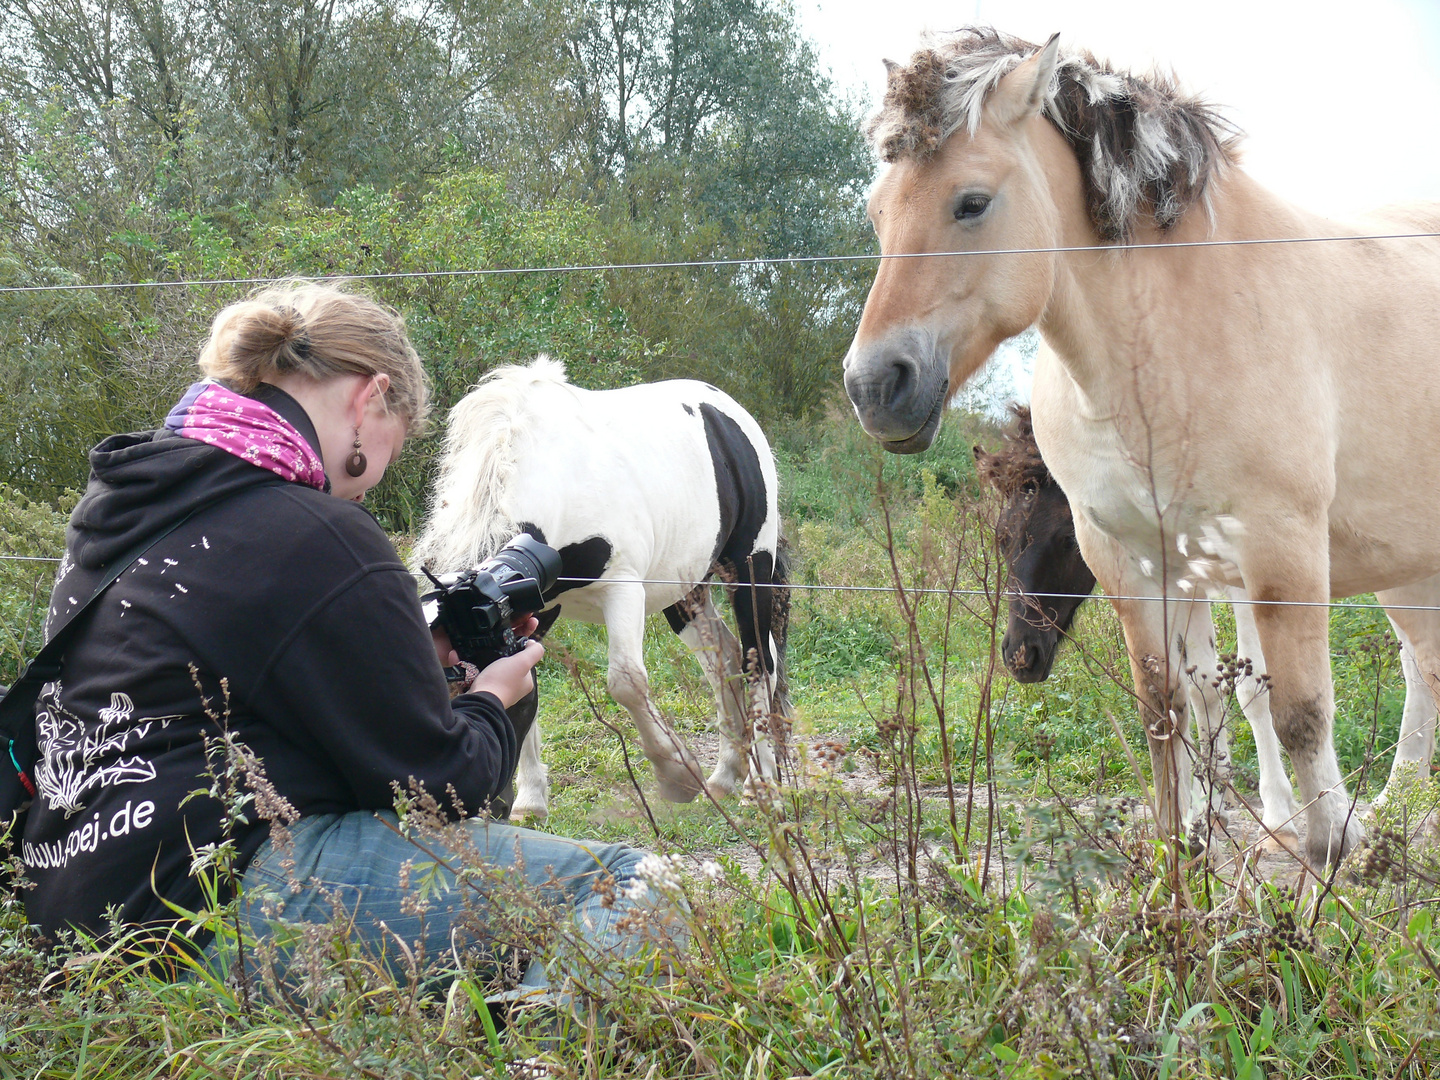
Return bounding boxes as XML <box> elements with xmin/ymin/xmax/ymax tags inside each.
<box><xmin>197</xmin><ymin>280</ymin><xmax>430</xmax><ymax>433</ymax></box>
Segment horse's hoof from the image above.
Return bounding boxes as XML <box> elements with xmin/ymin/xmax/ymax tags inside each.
<box><xmin>656</xmin><ymin>779</ymin><xmax>702</xmax><ymax>803</ymax></box>
<box><xmin>1257</xmin><ymin>828</ymin><xmax>1301</xmax><ymax>856</ymax></box>
<box><xmin>1186</xmin><ymin>810</ymin><xmax>1231</xmax><ymax>842</ymax></box>
<box><xmin>508</xmin><ymin>802</ymin><xmax>549</xmax><ymax>824</ymax></box>
<box><xmin>1308</xmin><ymin>820</ymin><xmax>1365</xmax><ymax>869</ymax></box>
<box><xmin>1177</xmin><ymin>831</ymin><xmax>1210</xmax><ymax>859</ymax></box>
<box><xmin>740</xmin><ymin>774</ymin><xmax>783</xmax><ymax>810</ymax></box>
<box><xmin>704</xmin><ymin>770</ymin><xmax>740</xmax><ymax>799</ymax></box>
<box><xmin>653</xmin><ymin>760</ymin><xmax>704</xmax><ymax>803</ymax></box>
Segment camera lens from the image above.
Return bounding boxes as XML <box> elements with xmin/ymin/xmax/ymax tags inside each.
<box><xmin>487</xmin><ymin>535</ymin><xmax>558</xmax><ymax>588</ymax></box>
<box><xmin>480</xmin><ymin>534</ymin><xmax>563</xmax><ymax>612</ymax></box>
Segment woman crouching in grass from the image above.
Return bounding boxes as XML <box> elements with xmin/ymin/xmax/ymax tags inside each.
<box><xmin>18</xmin><ymin>280</ymin><xmax>675</xmax><ymax>1039</ymax></box>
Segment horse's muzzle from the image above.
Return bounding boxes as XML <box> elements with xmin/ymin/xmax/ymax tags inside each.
<box><xmin>843</xmin><ymin>332</ymin><xmax>948</xmax><ymax>453</ymax></box>
<box><xmin>1003</xmin><ymin>629</ymin><xmax>1058</xmax><ymax>684</ymax></box>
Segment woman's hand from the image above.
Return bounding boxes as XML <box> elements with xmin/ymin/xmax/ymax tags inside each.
<box><xmin>433</xmin><ymin>627</ymin><xmax>460</xmax><ymax>668</ymax></box>
<box><xmin>466</xmin><ymin>639</ymin><xmax>544</xmax><ymax>709</ymax></box>
<box><xmin>434</xmin><ymin>616</ymin><xmax>540</xmax><ymax>669</ymax></box>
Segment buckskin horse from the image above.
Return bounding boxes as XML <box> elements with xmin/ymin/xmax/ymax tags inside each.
<box><xmin>844</xmin><ymin>29</ymin><xmax>1440</xmax><ymax>865</ymax></box>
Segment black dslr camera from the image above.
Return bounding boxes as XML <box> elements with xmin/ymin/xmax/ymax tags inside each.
<box><xmin>421</xmin><ymin>533</ymin><xmax>563</xmax><ymax>675</ymax></box>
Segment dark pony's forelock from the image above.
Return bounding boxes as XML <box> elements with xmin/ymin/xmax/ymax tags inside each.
<box><xmin>975</xmin><ymin>403</ymin><xmax>1049</xmax><ymax>498</ymax></box>
<box><xmin>866</xmin><ymin>27</ymin><xmax>1243</xmax><ymax>242</ymax></box>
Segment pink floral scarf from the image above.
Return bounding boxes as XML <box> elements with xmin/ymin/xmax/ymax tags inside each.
<box><xmin>164</xmin><ymin>382</ymin><xmax>327</xmax><ymax>490</ymax></box>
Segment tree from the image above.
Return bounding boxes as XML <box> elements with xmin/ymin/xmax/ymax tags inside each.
<box><xmin>1</xmin><ymin>0</ymin><xmax>577</xmax><ymax>207</ymax></box>
<box><xmin>554</xmin><ymin>0</ymin><xmax>873</xmax><ymax>418</ymax></box>
<box><xmin>0</xmin><ymin>0</ymin><xmax>879</xmax><ymax>509</ymax></box>
<box><xmin>1</xmin><ymin>0</ymin><xmax>210</xmax><ymax>162</ymax></box>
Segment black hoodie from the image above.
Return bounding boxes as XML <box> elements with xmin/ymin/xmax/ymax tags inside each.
<box><xmin>21</xmin><ymin>387</ymin><xmax>517</xmax><ymax>941</ymax></box>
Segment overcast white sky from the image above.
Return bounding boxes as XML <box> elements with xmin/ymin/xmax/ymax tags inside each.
<box><xmin>795</xmin><ymin>0</ymin><xmax>1440</xmax><ymax>403</ymax></box>
<box><xmin>796</xmin><ymin>0</ymin><xmax>1440</xmax><ymax>217</ymax></box>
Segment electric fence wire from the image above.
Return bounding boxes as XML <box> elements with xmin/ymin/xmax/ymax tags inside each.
<box><xmin>7</xmin><ymin>228</ymin><xmax>1440</xmax><ymax>609</ymax></box>
<box><xmin>3</xmin><ymin>552</ymin><xmax>1440</xmax><ymax>612</ymax></box>
<box><xmin>2</xmin><ymin>231</ymin><xmax>1439</xmax><ymax>295</ymax></box>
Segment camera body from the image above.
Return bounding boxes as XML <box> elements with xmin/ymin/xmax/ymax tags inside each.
<box><xmin>421</xmin><ymin>533</ymin><xmax>563</xmax><ymax>671</ymax></box>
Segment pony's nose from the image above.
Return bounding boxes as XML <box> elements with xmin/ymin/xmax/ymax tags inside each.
<box><xmin>845</xmin><ymin>349</ymin><xmax>924</xmax><ymax>436</ymax></box>
<box><xmin>843</xmin><ymin>325</ymin><xmax>949</xmax><ymax>445</ymax></box>
<box><xmin>1003</xmin><ymin>632</ymin><xmax>1050</xmax><ymax>684</ymax></box>
<box><xmin>1002</xmin><ymin>630</ymin><xmax>1025</xmax><ymax>669</ymax></box>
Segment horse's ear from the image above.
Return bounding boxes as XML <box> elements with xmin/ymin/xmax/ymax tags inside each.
<box><xmin>883</xmin><ymin>58</ymin><xmax>901</xmax><ymax>88</ymax></box>
<box><xmin>973</xmin><ymin>445</ymin><xmax>997</xmax><ymax>488</ymax></box>
<box><xmin>987</xmin><ymin>32</ymin><xmax>1061</xmax><ymax>127</ymax></box>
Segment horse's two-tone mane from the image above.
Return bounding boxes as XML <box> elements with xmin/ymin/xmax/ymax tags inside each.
<box><xmin>975</xmin><ymin>403</ymin><xmax>1050</xmax><ymax>497</ymax></box>
<box><xmin>867</xmin><ymin>27</ymin><xmax>1242</xmax><ymax>242</ymax></box>
<box><xmin>412</xmin><ymin>356</ymin><xmax>571</xmax><ymax>572</ymax></box>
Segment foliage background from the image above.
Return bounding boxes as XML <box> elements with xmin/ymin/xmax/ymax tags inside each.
<box><xmin>0</xmin><ymin>0</ymin><xmax>872</xmax><ymax>528</ymax></box>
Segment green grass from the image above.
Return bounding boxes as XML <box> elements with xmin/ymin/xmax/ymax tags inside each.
<box><xmin>3</xmin><ymin>412</ymin><xmax>1440</xmax><ymax>1077</ymax></box>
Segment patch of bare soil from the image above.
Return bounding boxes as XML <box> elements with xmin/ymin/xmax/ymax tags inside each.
<box><xmin>569</xmin><ymin>727</ymin><xmax>1381</xmax><ymax>895</ymax></box>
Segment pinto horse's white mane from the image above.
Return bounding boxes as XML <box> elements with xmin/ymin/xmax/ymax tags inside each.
<box><xmin>412</xmin><ymin>356</ymin><xmax>572</xmax><ymax>572</ymax></box>
<box><xmin>866</xmin><ymin>27</ymin><xmax>1242</xmax><ymax>241</ymax></box>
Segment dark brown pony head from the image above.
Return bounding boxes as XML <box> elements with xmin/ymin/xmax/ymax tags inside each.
<box><xmin>974</xmin><ymin>404</ymin><xmax>1096</xmax><ymax>682</ymax></box>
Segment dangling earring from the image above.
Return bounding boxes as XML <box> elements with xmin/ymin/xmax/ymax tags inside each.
<box><xmin>345</xmin><ymin>428</ymin><xmax>368</xmax><ymax>477</ymax></box>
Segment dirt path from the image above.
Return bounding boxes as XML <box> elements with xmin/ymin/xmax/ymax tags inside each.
<box><xmin>576</xmin><ymin>728</ymin><xmax>1371</xmax><ymax>894</ymax></box>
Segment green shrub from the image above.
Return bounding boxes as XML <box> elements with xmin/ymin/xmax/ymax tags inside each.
<box><xmin>0</xmin><ymin>486</ymin><xmax>70</xmax><ymax>685</ymax></box>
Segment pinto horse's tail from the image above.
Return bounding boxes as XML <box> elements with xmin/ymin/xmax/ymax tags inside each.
<box><xmin>412</xmin><ymin>356</ymin><xmax>568</xmax><ymax>573</ymax></box>
<box><xmin>769</xmin><ymin>537</ymin><xmax>793</xmax><ymax>719</ymax></box>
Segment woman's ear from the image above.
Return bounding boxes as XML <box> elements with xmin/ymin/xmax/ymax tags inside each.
<box><xmin>346</xmin><ymin>374</ymin><xmax>374</xmax><ymax>429</ymax></box>
<box><xmin>348</xmin><ymin>373</ymin><xmax>391</xmax><ymax>427</ymax></box>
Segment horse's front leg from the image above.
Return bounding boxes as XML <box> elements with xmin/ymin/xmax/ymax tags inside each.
<box><xmin>1230</xmin><ymin>594</ymin><xmax>1301</xmax><ymax>853</ymax></box>
<box><xmin>603</xmin><ymin>584</ymin><xmax>706</xmax><ymax>802</ymax></box>
<box><xmin>508</xmin><ymin>724</ymin><xmax>549</xmax><ymax>822</ymax></box>
<box><xmin>675</xmin><ymin>596</ymin><xmax>761</xmax><ymax>796</ymax></box>
<box><xmin>1114</xmin><ymin>594</ymin><xmax>1197</xmax><ymax>844</ymax></box>
<box><xmin>1074</xmin><ymin>515</ymin><xmax>1195</xmax><ymax>842</ymax></box>
<box><xmin>1244</xmin><ymin>540</ymin><xmax>1363</xmax><ymax>867</ymax></box>
<box><xmin>728</xmin><ymin>565</ymin><xmax>784</xmax><ymax>792</ymax></box>
<box><xmin>1176</xmin><ymin>604</ymin><xmax>1233</xmax><ymax>844</ymax></box>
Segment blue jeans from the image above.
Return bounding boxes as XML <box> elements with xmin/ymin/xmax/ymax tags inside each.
<box><xmin>206</xmin><ymin>811</ymin><xmax>668</xmax><ymax>1014</ymax></box>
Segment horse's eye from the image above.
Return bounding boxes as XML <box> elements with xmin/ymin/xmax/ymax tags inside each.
<box><xmin>955</xmin><ymin>194</ymin><xmax>991</xmax><ymax>221</ymax></box>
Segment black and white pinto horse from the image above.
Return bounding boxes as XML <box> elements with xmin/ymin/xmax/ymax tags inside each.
<box><xmin>414</xmin><ymin>358</ymin><xmax>789</xmax><ymax>820</ymax></box>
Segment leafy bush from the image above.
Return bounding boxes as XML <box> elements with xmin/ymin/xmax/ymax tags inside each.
<box><xmin>788</xmin><ymin>609</ymin><xmax>894</xmax><ymax>681</ymax></box>
<box><xmin>0</xmin><ymin>486</ymin><xmax>69</xmax><ymax>685</ymax></box>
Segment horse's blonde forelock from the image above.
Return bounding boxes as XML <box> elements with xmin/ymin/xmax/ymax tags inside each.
<box><xmin>866</xmin><ymin>27</ymin><xmax>1242</xmax><ymax>242</ymax></box>
<box><xmin>412</xmin><ymin>356</ymin><xmax>571</xmax><ymax>573</ymax></box>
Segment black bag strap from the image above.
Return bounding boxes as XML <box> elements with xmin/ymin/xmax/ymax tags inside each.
<box><xmin>0</xmin><ymin>506</ymin><xmax>209</xmax><ymax>797</ymax></box>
